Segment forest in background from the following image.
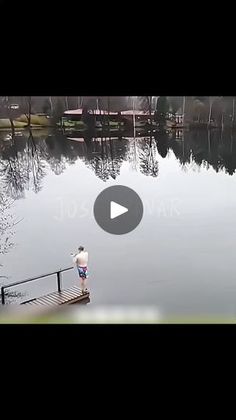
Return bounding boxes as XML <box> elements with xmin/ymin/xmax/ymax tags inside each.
<box><xmin>1</xmin><ymin>97</ymin><xmax>236</xmax><ymax>127</ymax></box>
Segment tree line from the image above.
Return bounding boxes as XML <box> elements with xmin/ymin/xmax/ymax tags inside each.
<box><xmin>1</xmin><ymin>97</ymin><xmax>236</xmax><ymax>127</ymax></box>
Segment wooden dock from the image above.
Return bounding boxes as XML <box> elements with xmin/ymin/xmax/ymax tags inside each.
<box><xmin>21</xmin><ymin>286</ymin><xmax>89</xmax><ymax>308</ymax></box>
<box><xmin>1</xmin><ymin>267</ymin><xmax>90</xmax><ymax>311</ymax></box>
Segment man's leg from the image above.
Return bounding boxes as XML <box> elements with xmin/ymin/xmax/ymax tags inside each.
<box><xmin>81</xmin><ymin>277</ymin><xmax>86</xmax><ymax>293</ymax></box>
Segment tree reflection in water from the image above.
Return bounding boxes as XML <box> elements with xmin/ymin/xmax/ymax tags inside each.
<box><xmin>1</xmin><ymin>129</ymin><xmax>236</xmax><ymax>205</ymax></box>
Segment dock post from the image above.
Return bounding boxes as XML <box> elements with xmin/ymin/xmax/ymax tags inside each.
<box><xmin>57</xmin><ymin>271</ymin><xmax>62</xmax><ymax>293</ymax></box>
<box><xmin>1</xmin><ymin>287</ymin><xmax>5</xmax><ymax>305</ymax></box>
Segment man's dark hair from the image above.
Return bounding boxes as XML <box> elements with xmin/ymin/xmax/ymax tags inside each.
<box><xmin>78</xmin><ymin>246</ymin><xmax>84</xmax><ymax>251</ymax></box>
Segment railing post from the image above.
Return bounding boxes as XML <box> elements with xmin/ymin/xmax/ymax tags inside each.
<box><xmin>57</xmin><ymin>271</ymin><xmax>62</xmax><ymax>293</ymax></box>
<box><xmin>1</xmin><ymin>287</ymin><xmax>5</xmax><ymax>305</ymax></box>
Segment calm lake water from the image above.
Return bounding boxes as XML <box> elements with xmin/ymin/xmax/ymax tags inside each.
<box><xmin>1</xmin><ymin>128</ymin><xmax>236</xmax><ymax>319</ymax></box>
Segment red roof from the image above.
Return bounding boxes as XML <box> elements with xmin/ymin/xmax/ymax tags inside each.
<box><xmin>64</xmin><ymin>109</ymin><xmax>83</xmax><ymax>115</ymax></box>
<box><xmin>89</xmin><ymin>110</ymin><xmax>118</xmax><ymax>115</ymax></box>
<box><xmin>64</xmin><ymin>109</ymin><xmax>118</xmax><ymax>116</ymax></box>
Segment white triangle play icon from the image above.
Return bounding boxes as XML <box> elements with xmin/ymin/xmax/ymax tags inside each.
<box><xmin>110</xmin><ymin>201</ymin><xmax>128</xmax><ymax>220</ymax></box>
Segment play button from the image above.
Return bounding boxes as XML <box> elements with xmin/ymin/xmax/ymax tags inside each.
<box><xmin>93</xmin><ymin>185</ymin><xmax>143</xmax><ymax>235</ymax></box>
<box><xmin>110</xmin><ymin>201</ymin><xmax>128</xmax><ymax>219</ymax></box>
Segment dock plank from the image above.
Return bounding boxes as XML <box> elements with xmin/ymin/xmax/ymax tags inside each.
<box><xmin>58</xmin><ymin>291</ymin><xmax>78</xmax><ymax>300</ymax></box>
<box><xmin>36</xmin><ymin>291</ymin><xmax>76</xmax><ymax>303</ymax></box>
<box><xmin>21</xmin><ymin>286</ymin><xmax>89</xmax><ymax>309</ymax></box>
<box><xmin>37</xmin><ymin>296</ymin><xmax>61</xmax><ymax>305</ymax></box>
<box><xmin>37</xmin><ymin>297</ymin><xmax>58</xmax><ymax>306</ymax></box>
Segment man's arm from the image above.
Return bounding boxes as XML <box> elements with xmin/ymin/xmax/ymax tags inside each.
<box><xmin>72</xmin><ymin>254</ymin><xmax>78</xmax><ymax>264</ymax></box>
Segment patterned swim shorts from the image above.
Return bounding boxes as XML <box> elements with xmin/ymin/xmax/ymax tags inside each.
<box><xmin>77</xmin><ymin>266</ymin><xmax>88</xmax><ymax>279</ymax></box>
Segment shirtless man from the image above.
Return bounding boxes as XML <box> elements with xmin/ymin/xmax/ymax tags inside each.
<box><xmin>72</xmin><ymin>246</ymin><xmax>89</xmax><ymax>293</ymax></box>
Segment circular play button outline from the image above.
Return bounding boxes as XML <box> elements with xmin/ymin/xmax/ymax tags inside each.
<box><xmin>93</xmin><ymin>185</ymin><xmax>144</xmax><ymax>235</ymax></box>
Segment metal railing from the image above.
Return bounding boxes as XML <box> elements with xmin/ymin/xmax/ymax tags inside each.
<box><xmin>1</xmin><ymin>266</ymin><xmax>74</xmax><ymax>305</ymax></box>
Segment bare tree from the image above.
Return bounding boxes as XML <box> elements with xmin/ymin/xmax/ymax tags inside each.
<box><xmin>26</xmin><ymin>96</ymin><xmax>32</xmax><ymax>127</ymax></box>
<box><xmin>20</xmin><ymin>96</ymin><xmax>32</xmax><ymax>127</ymax></box>
<box><xmin>0</xmin><ymin>189</ymin><xmax>22</xmax><ymax>260</ymax></box>
<box><xmin>0</xmin><ymin>190</ymin><xmax>22</xmax><ymax>301</ymax></box>
<box><xmin>3</xmin><ymin>97</ymin><xmax>15</xmax><ymax>136</ymax></box>
<box><xmin>49</xmin><ymin>96</ymin><xmax>54</xmax><ymax>114</ymax></box>
<box><xmin>183</xmin><ymin>96</ymin><xmax>186</xmax><ymax>126</ymax></box>
<box><xmin>208</xmin><ymin>97</ymin><xmax>214</xmax><ymax>127</ymax></box>
<box><xmin>221</xmin><ymin>100</ymin><xmax>225</xmax><ymax>130</ymax></box>
<box><xmin>232</xmin><ymin>97</ymin><xmax>236</xmax><ymax>128</ymax></box>
<box><xmin>148</xmin><ymin>96</ymin><xmax>153</xmax><ymax>126</ymax></box>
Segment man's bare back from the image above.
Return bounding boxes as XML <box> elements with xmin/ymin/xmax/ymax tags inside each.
<box><xmin>74</xmin><ymin>251</ymin><xmax>88</xmax><ymax>267</ymax></box>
